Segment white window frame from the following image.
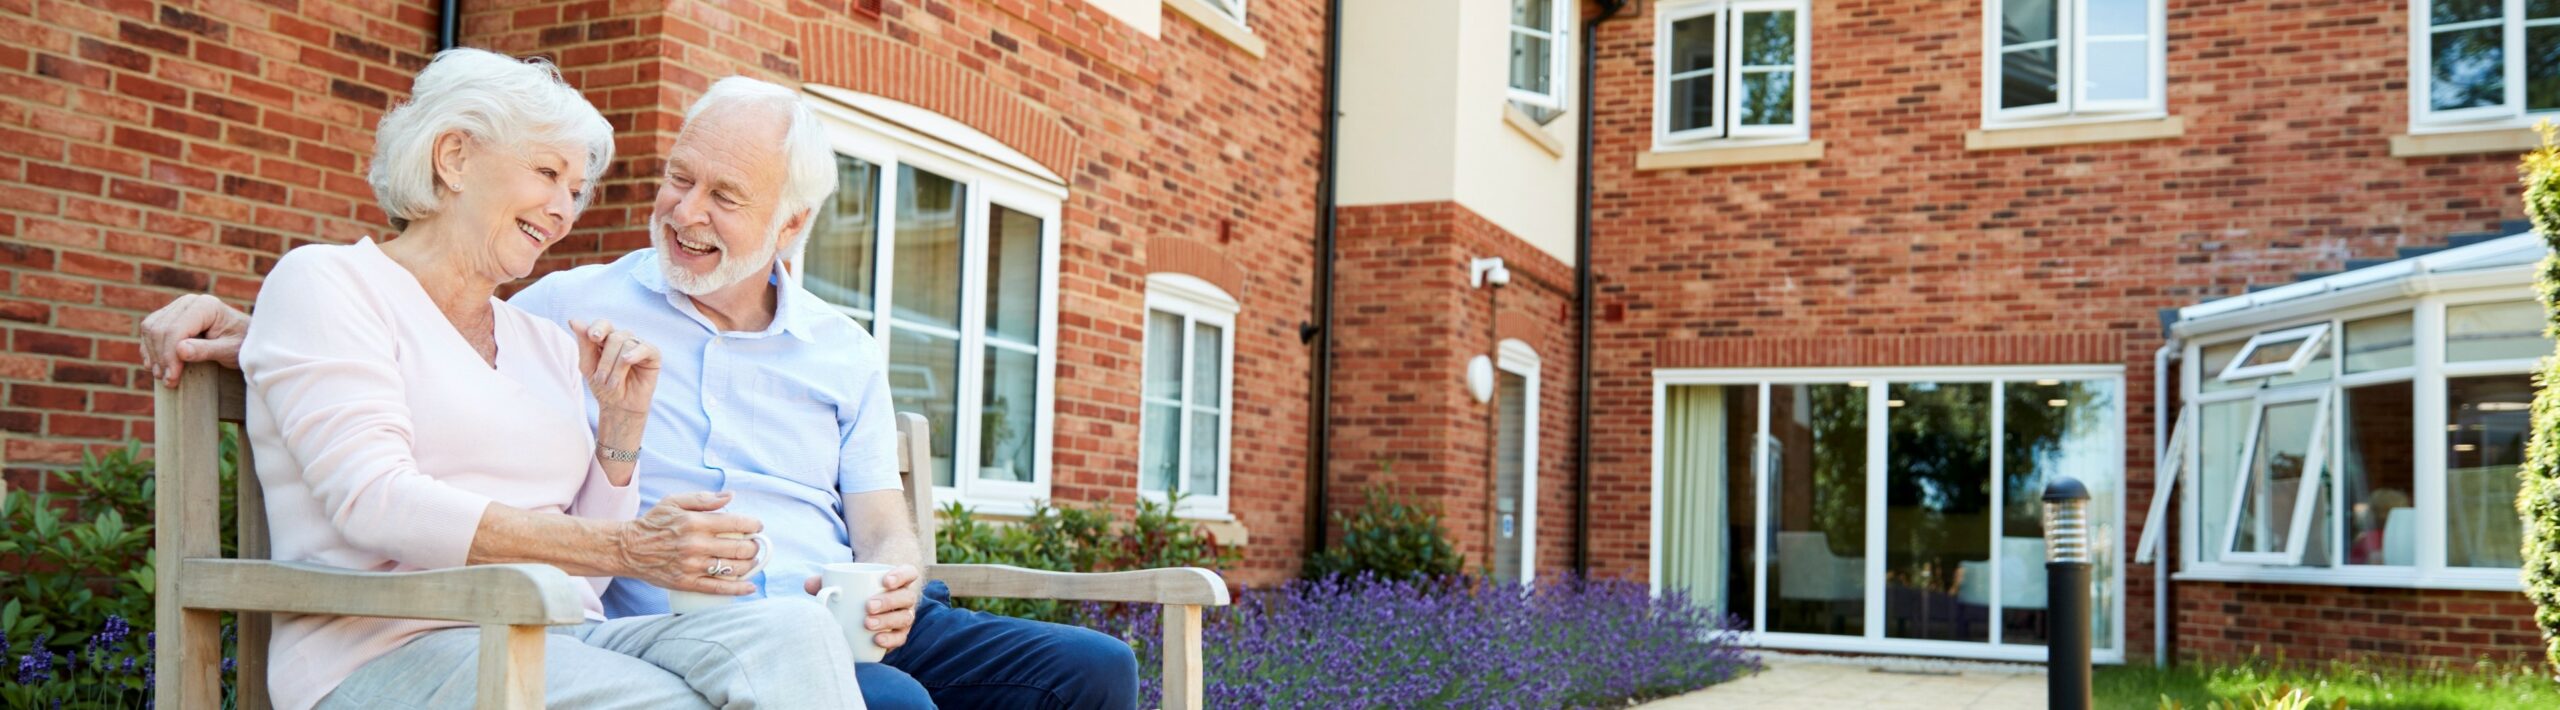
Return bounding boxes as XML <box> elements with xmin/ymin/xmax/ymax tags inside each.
<box><xmin>1206</xmin><ymin>0</ymin><xmax>1246</xmax><ymax>23</ymax></box>
<box><xmin>1980</xmin><ymin>0</ymin><xmax>2167</xmax><ymax>128</ymax></box>
<box><xmin>1508</xmin><ymin>0</ymin><xmax>1574</xmax><ymax>111</ymax></box>
<box><xmin>1137</xmin><ymin>273</ymin><xmax>1239</xmax><ymax>519</ymax></box>
<box><xmin>2215</xmin><ymin>387</ymin><xmax>2333</xmax><ymax>565</ymax></box>
<box><xmin>1496</xmin><ymin>338</ymin><xmax>1542</xmax><ymax>583</ymax></box>
<box><xmin>1648</xmin><ymin>365</ymin><xmax>2129</xmax><ymax>665</ymax></box>
<box><xmin>1653</xmin><ymin>0</ymin><xmax>1813</xmax><ymax>149</ymax></box>
<box><xmin>804</xmin><ymin>93</ymin><xmax>1067</xmax><ymax>516</ymax></box>
<box><xmin>2408</xmin><ymin>0</ymin><xmax>2560</xmax><ymax>130</ymax></box>
<box><xmin>2174</xmin><ymin>291</ymin><xmax>2536</xmax><ymax>591</ymax></box>
<box><xmin>2215</xmin><ymin>322</ymin><xmax>2331</xmax><ymax>382</ymax></box>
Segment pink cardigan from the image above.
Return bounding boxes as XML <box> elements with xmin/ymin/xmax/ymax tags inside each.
<box><xmin>239</xmin><ymin>239</ymin><xmax>639</xmax><ymax>710</ymax></box>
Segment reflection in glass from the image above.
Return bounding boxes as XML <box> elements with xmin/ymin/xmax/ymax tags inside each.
<box><xmin>977</xmin><ymin>348</ymin><xmax>1036</xmax><ymax>483</ymax></box>
<box><xmin>2085</xmin><ymin>0</ymin><xmax>2147</xmax><ymax>32</ymax></box>
<box><xmin>1670</xmin><ymin>76</ymin><xmax>1718</xmax><ymax>133</ymax></box>
<box><xmin>2194</xmin><ymin>401</ymin><xmax>2250</xmax><ymax>563</ymax></box>
<box><xmin>2083</xmin><ymin>39</ymin><xmax>2149</xmax><ymax>102</ymax></box>
<box><xmin>1885</xmin><ymin>382</ymin><xmax>1991</xmax><ymax>643</ymax></box>
<box><xmin>1189</xmin><ymin>322</ymin><xmax>1225</xmax><ymax>496</ymax></box>
<box><xmin>975</xmin><ymin>205</ymin><xmax>1043</xmax><ymax>485</ymax></box>
<box><xmin>1996</xmin><ymin>380</ymin><xmax>2115</xmax><ymax>645</ymax></box>
<box><xmin>2446</xmin><ymin>301</ymin><xmax>2553</xmax><ymax>362</ymax></box>
<box><xmin>985</xmin><ymin>207</ymin><xmax>1042</xmax><ymax>346</ymax></box>
<box><xmin>1768</xmin><ymin>383</ymin><xmax>1866</xmax><ymax>635</ymax></box>
<box><xmin>2002</xmin><ymin>48</ymin><xmax>2060</xmax><ymax>109</ymax></box>
<box><xmin>1740</xmin><ymin>72</ymin><xmax>1796</xmax><ymax>126</ymax></box>
<box><xmin>2533</xmin><ymin>25</ymin><xmax>2560</xmax><ymax>111</ymax></box>
<box><xmin>2433</xmin><ymin>26</ymin><xmax>2506</xmax><ymax>112</ymax></box>
<box><xmin>2341</xmin><ymin>382</ymin><xmax>2415</xmax><ymax>566</ymax></box>
<box><xmin>2344</xmin><ymin>313</ymin><xmax>2415</xmax><ymax>373</ymax></box>
<box><xmin>807</xmin><ymin>156</ymin><xmax>879</xmax><ymax>321</ymax></box>
<box><xmin>1510</xmin><ymin>32</ymin><xmax>1550</xmax><ymax>95</ymax></box>
<box><xmin>889</xmin><ymin>327</ymin><xmax>960</xmax><ymax>487</ymax></box>
<box><xmin>2003</xmin><ymin>0</ymin><xmax>2057</xmax><ymax>44</ymax></box>
<box><xmin>1140</xmin><ymin>312</ymin><xmax>1184</xmax><ymax>494</ymax></box>
<box><xmin>2437</xmin><ymin>0</ymin><xmax>2503</xmax><ymax>24</ymax></box>
<box><xmin>1739</xmin><ymin>11</ymin><xmax>1794</xmax><ymax>65</ymax></box>
<box><xmin>893</xmin><ymin>166</ymin><xmax>965</xmax><ymax>331</ymax></box>
<box><xmin>2199</xmin><ymin>341</ymin><xmax>2247</xmax><ymax>393</ymax></box>
<box><xmin>2447</xmin><ymin>375</ymin><xmax>2531</xmax><ymax>568</ymax></box>
<box><xmin>1662</xmin><ymin>385</ymin><xmax>1760</xmax><ymax>626</ymax></box>
<box><xmin>2230</xmin><ymin>400</ymin><xmax>2320</xmax><ymax>557</ymax></box>
<box><xmin>1493</xmin><ymin>370</ymin><xmax>1529</xmax><ymax>582</ymax></box>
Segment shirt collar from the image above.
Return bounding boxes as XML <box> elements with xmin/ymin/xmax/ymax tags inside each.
<box><xmin>628</xmin><ymin>249</ymin><xmax>819</xmax><ymax>343</ymax></box>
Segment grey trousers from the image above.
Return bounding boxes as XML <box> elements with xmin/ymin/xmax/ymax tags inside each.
<box><xmin>318</xmin><ymin>599</ymin><xmax>867</xmax><ymax>710</ymax></box>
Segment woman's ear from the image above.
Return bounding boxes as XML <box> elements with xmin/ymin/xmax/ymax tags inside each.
<box><xmin>430</xmin><ymin>130</ymin><xmax>471</xmax><ymax>195</ymax></box>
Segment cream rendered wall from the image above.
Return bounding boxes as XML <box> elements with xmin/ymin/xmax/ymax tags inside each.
<box><xmin>1337</xmin><ymin>0</ymin><xmax>1461</xmax><ymax>207</ymax></box>
<box><xmin>1450</xmin><ymin>0</ymin><xmax>1578</xmax><ymax>266</ymax></box>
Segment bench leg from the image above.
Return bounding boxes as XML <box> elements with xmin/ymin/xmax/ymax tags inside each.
<box><xmin>1161</xmin><ymin>604</ymin><xmax>1203</xmax><ymax>710</ymax></box>
<box><xmin>154</xmin><ymin>608</ymin><xmax>223</xmax><ymax>710</ymax></box>
<box><xmin>478</xmin><ymin>624</ymin><xmax>546</xmax><ymax>708</ymax></box>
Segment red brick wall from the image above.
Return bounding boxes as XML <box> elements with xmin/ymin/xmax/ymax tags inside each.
<box><xmin>0</xmin><ymin>0</ymin><xmax>437</xmax><ymax>490</ymax></box>
<box><xmin>1585</xmin><ymin>0</ymin><xmax>2532</xmax><ymax>661</ymax></box>
<box><xmin>2175</xmin><ymin>583</ymin><xmax>2542</xmax><ymax>665</ymax></box>
<box><xmin>1332</xmin><ymin>201</ymin><xmax>1581</xmax><ymax>578</ymax></box>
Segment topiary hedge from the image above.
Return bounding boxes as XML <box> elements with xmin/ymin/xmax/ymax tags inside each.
<box><xmin>2515</xmin><ymin>123</ymin><xmax>2560</xmax><ymax>671</ymax></box>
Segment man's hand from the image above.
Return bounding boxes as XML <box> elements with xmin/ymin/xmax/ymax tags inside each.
<box><xmin>615</xmin><ymin>491</ymin><xmax>765</xmax><ymax>596</ymax></box>
<box><xmin>805</xmin><ymin>564</ymin><xmax>923</xmax><ymax>652</ymax></box>
<box><xmin>140</xmin><ymin>294</ymin><xmax>250</xmax><ymax>386</ymax></box>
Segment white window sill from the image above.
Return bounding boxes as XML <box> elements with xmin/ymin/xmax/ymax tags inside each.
<box><xmin>2172</xmin><ymin>564</ymin><xmax>2522</xmax><ymax>592</ymax></box>
<box><xmin>1164</xmin><ymin>0</ymin><xmax>1265</xmax><ymax>58</ymax></box>
<box><xmin>1965</xmin><ymin>115</ymin><xmax>2184</xmax><ymax>151</ymax></box>
<box><xmin>1635</xmin><ymin>139</ymin><xmax>1824</xmax><ymax>170</ymax></box>
<box><xmin>1504</xmin><ymin>103</ymin><xmax>1567</xmax><ymax>158</ymax></box>
<box><xmin>2390</xmin><ymin>125</ymin><xmax>2541</xmax><ymax>157</ymax></box>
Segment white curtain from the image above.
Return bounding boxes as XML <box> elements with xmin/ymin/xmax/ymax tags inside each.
<box><xmin>1664</xmin><ymin>386</ymin><xmax>1731</xmax><ymax>615</ymax></box>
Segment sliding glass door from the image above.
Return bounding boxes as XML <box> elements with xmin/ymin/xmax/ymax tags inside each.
<box><xmin>1655</xmin><ymin>368</ymin><xmax>2123</xmax><ymax>661</ymax></box>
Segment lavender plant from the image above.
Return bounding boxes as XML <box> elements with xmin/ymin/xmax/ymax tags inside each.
<box><xmin>0</xmin><ymin>615</ymin><xmax>235</xmax><ymax>710</ymax></box>
<box><xmin>1064</xmin><ymin>572</ymin><xmax>1759</xmax><ymax>709</ymax></box>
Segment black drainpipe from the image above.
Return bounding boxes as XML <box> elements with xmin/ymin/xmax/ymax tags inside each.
<box><xmin>1304</xmin><ymin>0</ymin><xmax>1345</xmax><ymax>556</ymax></box>
<box><xmin>1574</xmin><ymin>0</ymin><xmax>1630</xmax><ymax>576</ymax></box>
<box><xmin>438</xmin><ymin>0</ymin><xmax>459</xmax><ymax>50</ymax></box>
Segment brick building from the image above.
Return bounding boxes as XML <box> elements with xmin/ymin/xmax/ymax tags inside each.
<box><xmin>1</xmin><ymin>0</ymin><xmax>2553</xmax><ymax>670</ymax></box>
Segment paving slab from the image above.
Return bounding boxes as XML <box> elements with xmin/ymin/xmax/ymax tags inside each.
<box><xmin>1639</xmin><ymin>653</ymin><xmax>2048</xmax><ymax>710</ymax></box>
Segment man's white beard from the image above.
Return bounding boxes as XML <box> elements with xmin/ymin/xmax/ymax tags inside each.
<box><xmin>655</xmin><ymin>215</ymin><xmax>783</xmax><ymax>296</ymax></box>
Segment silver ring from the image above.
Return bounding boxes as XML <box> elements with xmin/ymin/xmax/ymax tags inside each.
<box><xmin>708</xmin><ymin>560</ymin><xmax>734</xmax><ymax>577</ymax></box>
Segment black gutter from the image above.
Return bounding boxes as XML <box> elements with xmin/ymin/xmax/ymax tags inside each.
<box><xmin>1574</xmin><ymin>0</ymin><xmax>1630</xmax><ymax>576</ymax></box>
<box><xmin>1305</xmin><ymin>0</ymin><xmax>1345</xmax><ymax>556</ymax></box>
<box><xmin>438</xmin><ymin>0</ymin><xmax>458</xmax><ymax>50</ymax></box>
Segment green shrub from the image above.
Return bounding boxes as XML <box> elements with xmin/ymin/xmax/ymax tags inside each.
<box><xmin>1304</xmin><ymin>479</ymin><xmax>1463</xmax><ymax>582</ymax></box>
<box><xmin>1</xmin><ymin>433</ymin><xmax>237</xmax><ymax>657</ymax></box>
<box><xmin>932</xmin><ymin>491</ymin><xmax>1241</xmax><ymax>622</ymax></box>
<box><xmin>2519</xmin><ymin>123</ymin><xmax>2560</xmax><ymax>671</ymax></box>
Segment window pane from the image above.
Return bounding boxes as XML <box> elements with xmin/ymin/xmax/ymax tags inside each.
<box><xmin>2447</xmin><ymin>375</ymin><xmax>2531</xmax><ymax>569</ymax></box>
<box><xmin>2534</xmin><ymin>25</ymin><xmax>2560</xmax><ymax>111</ymax></box>
<box><xmin>2536</xmin><ymin>0</ymin><xmax>2560</xmax><ymax>19</ymax></box>
<box><xmin>1768</xmin><ymin>383</ymin><xmax>1867</xmax><ymax>636</ymax></box>
<box><xmin>2340</xmin><ymin>382</ymin><xmax>2415</xmax><ymax>566</ymax></box>
<box><xmin>2235</xmin><ymin>333</ymin><xmax>2313</xmax><ymax>370</ymax></box>
<box><xmin>2435</xmin><ymin>0</ymin><xmax>2503</xmax><ymax>24</ymax></box>
<box><xmin>1512</xmin><ymin>0</ymin><xmax>1551</xmax><ymax>31</ymax></box>
<box><xmin>1147</xmin><ymin>311</ymin><xmax>1184</xmax><ymax>402</ymax></box>
<box><xmin>2001</xmin><ymin>380</ymin><xmax>2117</xmax><ymax>645</ymax></box>
<box><xmin>1884</xmin><ymin>382</ymin><xmax>1991</xmax><ymax>643</ymax></box>
<box><xmin>2229</xmin><ymin>399</ymin><xmax>2321</xmax><ymax>557</ymax></box>
<box><xmin>985</xmin><ymin>206</ymin><xmax>1042</xmax><ymax>346</ymax></box>
<box><xmin>893</xmin><ymin>166</ymin><xmax>965</xmax><ymax>331</ymax></box>
<box><xmin>1191</xmin><ymin>322</ymin><xmax>1223</xmax><ymax>408</ymax></box>
<box><xmin>2001</xmin><ymin>47</ymin><xmax>2060</xmax><ymax>109</ymax></box>
<box><xmin>1670</xmin><ymin>77</ymin><xmax>1719</xmax><ymax>133</ymax></box>
<box><xmin>2432</xmin><ymin>27</ymin><xmax>2507</xmax><ymax>112</ymax></box>
<box><xmin>1739</xmin><ymin>11</ymin><xmax>1795</xmax><ymax>67</ymax></box>
<box><xmin>2085</xmin><ymin>0</ymin><xmax>2148</xmax><ymax>34</ymax></box>
<box><xmin>2344</xmin><ymin>313</ymin><xmax>2415</xmax><ymax>373</ymax></box>
<box><xmin>1671</xmin><ymin>15</ymin><xmax>1719</xmax><ymax>74</ymax></box>
<box><xmin>1141</xmin><ymin>403</ymin><xmax>1179</xmax><ymax>493</ymax></box>
<box><xmin>2002</xmin><ymin>0</ymin><xmax>2057</xmax><ymax>45</ymax></box>
<box><xmin>1661</xmin><ymin>385</ymin><xmax>1760</xmax><ymax>627</ymax></box>
<box><xmin>889</xmin><ymin>329</ymin><xmax>961</xmax><ymax>487</ymax></box>
<box><xmin>1739</xmin><ymin>72</ymin><xmax>1796</xmax><ymax>126</ymax></box>
<box><xmin>2447</xmin><ymin>300</ymin><xmax>2553</xmax><ymax>362</ymax></box>
<box><xmin>1510</xmin><ymin>32</ymin><xmax>1553</xmax><ymax>96</ymax></box>
<box><xmin>2194</xmin><ymin>400</ymin><xmax>2251</xmax><ymax>563</ymax></box>
<box><xmin>2199</xmin><ymin>341</ymin><xmax>2247</xmax><ymax>393</ymax></box>
<box><xmin>977</xmin><ymin>346</ymin><xmax>1036</xmax><ymax>483</ymax></box>
<box><xmin>807</xmin><ymin>155</ymin><xmax>879</xmax><ymax>315</ymax></box>
<box><xmin>2083</xmin><ymin>38</ymin><xmax>2149</xmax><ymax>103</ymax></box>
<box><xmin>1492</xmin><ymin>370</ymin><xmax>1532</xmax><ymax>582</ymax></box>
<box><xmin>1188</xmin><ymin>410</ymin><xmax>1222</xmax><ymax>497</ymax></box>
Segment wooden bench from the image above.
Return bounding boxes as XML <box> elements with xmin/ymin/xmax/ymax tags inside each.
<box><xmin>154</xmin><ymin>362</ymin><xmax>1229</xmax><ymax>709</ymax></box>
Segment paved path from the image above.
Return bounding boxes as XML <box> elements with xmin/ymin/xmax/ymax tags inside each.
<box><xmin>1638</xmin><ymin>653</ymin><xmax>2046</xmax><ymax>709</ymax></box>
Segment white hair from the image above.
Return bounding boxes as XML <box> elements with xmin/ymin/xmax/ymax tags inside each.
<box><xmin>683</xmin><ymin>76</ymin><xmax>837</xmax><ymax>266</ymax></box>
<box><xmin>368</xmin><ymin>48</ymin><xmax>614</xmax><ymax>231</ymax></box>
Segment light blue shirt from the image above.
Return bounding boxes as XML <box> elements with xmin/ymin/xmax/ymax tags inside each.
<box><xmin>509</xmin><ymin>249</ymin><xmax>902</xmax><ymax>617</ymax></box>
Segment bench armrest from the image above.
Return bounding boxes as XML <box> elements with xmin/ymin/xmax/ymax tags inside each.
<box><xmin>929</xmin><ymin>564</ymin><xmax>1230</xmax><ymax>606</ymax></box>
<box><xmin>175</xmin><ymin>559</ymin><xmax>589</xmax><ymax>626</ymax></box>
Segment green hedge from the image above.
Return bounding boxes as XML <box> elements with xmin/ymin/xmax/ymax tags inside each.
<box><xmin>2518</xmin><ymin>124</ymin><xmax>2560</xmax><ymax>671</ymax></box>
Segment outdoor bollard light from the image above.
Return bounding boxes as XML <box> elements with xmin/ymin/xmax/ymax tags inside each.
<box><xmin>2044</xmin><ymin>476</ymin><xmax>2092</xmax><ymax>710</ymax></box>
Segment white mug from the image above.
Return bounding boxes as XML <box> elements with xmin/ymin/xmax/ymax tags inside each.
<box><xmin>666</xmin><ymin>532</ymin><xmax>771</xmax><ymax>614</ymax></box>
<box><xmin>813</xmin><ymin>562</ymin><xmax>895</xmax><ymax>663</ymax></box>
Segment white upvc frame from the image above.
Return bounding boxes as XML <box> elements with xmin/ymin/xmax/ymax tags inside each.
<box><xmin>1203</xmin><ymin>0</ymin><xmax>1246</xmax><ymax>24</ymax></box>
<box><xmin>1137</xmin><ymin>273</ymin><xmax>1239</xmax><ymax>519</ymax></box>
<box><xmin>2407</xmin><ymin>0</ymin><xmax>2560</xmax><ymax>130</ymax></box>
<box><xmin>2214</xmin><ymin>387</ymin><xmax>2333</xmax><ymax>565</ymax></box>
<box><xmin>1980</xmin><ymin>0</ymin><xmax>2168</xmax><ymax>128</ymax></box>
<box><xmin>1497</xmin><ymin>338</ymin><xmax>1542</xmax><ymax>583</ymax></box>
<box><xmin>1652</xmin><ymin>0</ymin><xmax>1813</xmax><ymax>148</ymax></box>
<box><xmin>1508</xmin><ymin>0</ymin><xmax>1574</xmax><ymax>110</ymax></box>
<box><xmin>1649</xmin><ymin>364</ymin><xmax>2128</xmax><ymax>664</ymax></box>
<box><xmin>806</xmin><ymin>93</ymin><xmax>1065</xmax><ymax>516</ymax></box>
<box><xmin>2174</xmin><ymin>290</ymin><xmax>2534</xmax><ymax>591</ymax></box>
<box><xmin>2215</xmin><ymin>322</ymin><xmax>2331</xmax><ymax>381</ymax></box>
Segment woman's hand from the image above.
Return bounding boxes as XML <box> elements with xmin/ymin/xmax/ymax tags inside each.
<box><xmin>570</xmin><ymin>319</ymin><xmax>659</xmax><ymax>416</ymax></box>
<box><xmin>614</xmin><ymin>491</ymin><xmax>765</xmax><ymax>596</ymax></box>
<box><xmin>140</xmin><ymin>294</ymin><xmax>250</xmax><ymax>386</ymax></box>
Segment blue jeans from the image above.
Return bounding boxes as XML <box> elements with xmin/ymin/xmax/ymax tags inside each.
<box><xmin>856</xmin><ymin>581</ymin><xmax>1138</xmax><ymax>710</ymax></box>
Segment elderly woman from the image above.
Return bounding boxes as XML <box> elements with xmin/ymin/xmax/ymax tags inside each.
<box><xmin>241</xmin><ymin>48</ymin><xmax>864</xmax><ymax>710</ymax></box>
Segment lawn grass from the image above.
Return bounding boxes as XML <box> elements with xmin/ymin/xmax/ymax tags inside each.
<box><xmin>2095</xmin><ymin>658</ymin><xmax>2560</xmax><ymax>709</ymax></box>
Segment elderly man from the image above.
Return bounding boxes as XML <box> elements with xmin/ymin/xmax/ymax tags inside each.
<box><xmin>140</xmin><ymin>76</ymin><xmax>1138</xmax><ymax>710</ymax></box>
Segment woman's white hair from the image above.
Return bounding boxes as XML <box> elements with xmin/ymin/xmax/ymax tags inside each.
<box><xmin>368</xmin><ymin>48</ymin><xmax>615</xmax><ymax>231</ymax></box>
<box><xmin>683</xmin><ymin>76</ymin><xmax>837</xmax><ymax>265</ymax></box>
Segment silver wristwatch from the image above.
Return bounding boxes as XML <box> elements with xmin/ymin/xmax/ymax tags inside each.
<box><xmin>597</xmin><ymin>443</ymin><xmax>640</xmax><ymax>462</ymax></box>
